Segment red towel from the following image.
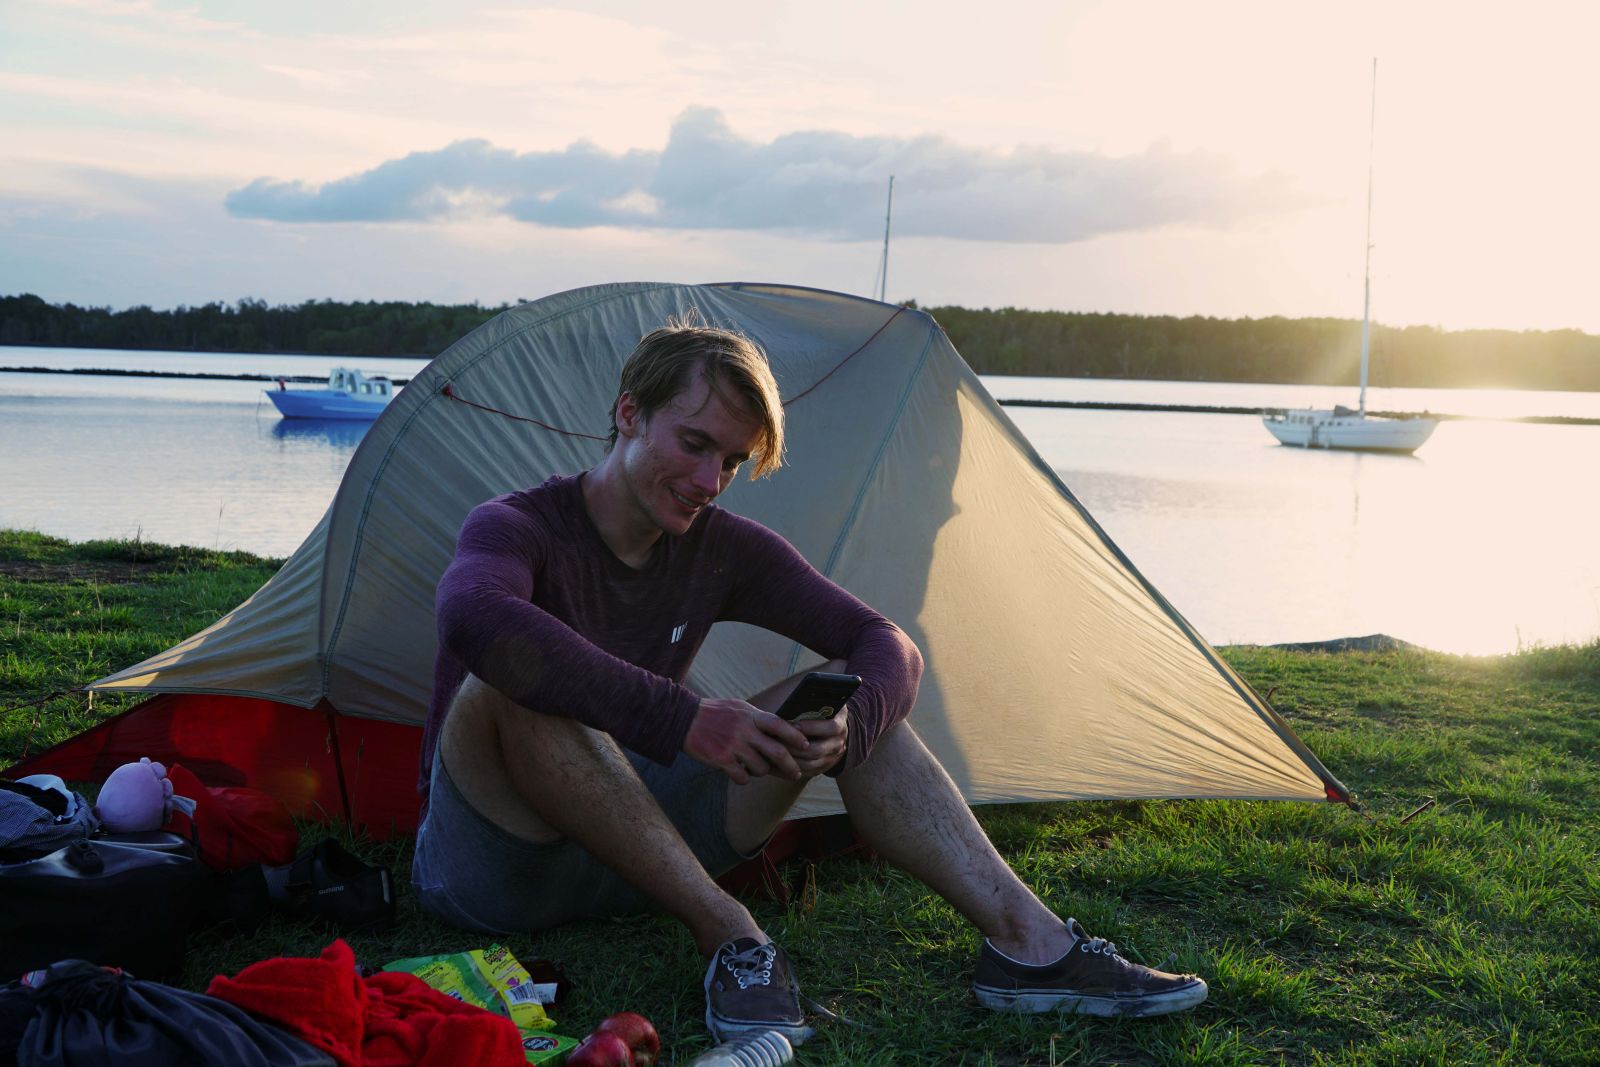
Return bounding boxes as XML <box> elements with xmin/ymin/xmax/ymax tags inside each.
<box><xmin>207</xmin><ymin>940</ymin><xmax>526</xmax><ymax>1067</ymax></box>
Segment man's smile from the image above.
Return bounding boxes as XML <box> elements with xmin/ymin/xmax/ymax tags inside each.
<box><xmin>670</xmin><ymin>488</ymin><xmax>707</xmax><ymax>512</ymax></box>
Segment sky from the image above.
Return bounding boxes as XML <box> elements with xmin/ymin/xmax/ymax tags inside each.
<box><xmin>3</xmin><ymin>0</ymin><xmax>1598</xmax><ymax>333</ymax></box>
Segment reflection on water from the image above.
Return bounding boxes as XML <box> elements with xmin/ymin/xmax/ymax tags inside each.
<box><xmin>0</xmin><ymin>386</ymin><xmax>367</xmax><ymax>559</ymax></box>
<box><xmin>270</xmin><ymin>419</ymin><xmax>373</xmax><ymax>449</ymax></box>
<box><xmin>2</xmin><ymin>364</ymin><xmax>1597</xmax><ymax>655</ymax></box>
<box><xmin>1007</xmin><ymin>406</ymin><xmax>1600</xmax><ymax>655</ymax></box>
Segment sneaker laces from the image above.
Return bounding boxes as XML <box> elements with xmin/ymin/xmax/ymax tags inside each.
<box><xmin>717</xmin><ymin>941</ymin><xmax>876</xmax><ymax>1032</ymax></box>
<box><xmin>1068</xmin><ymin>919</ymin><xmax>1124</xmax><ymax>961</ymax></box>
<box><xmin>1075</xmin><ymin>926</ymin><xmax>1181</xmax><ymax>972</ymax></box>
<box><xmin>1080</xmin><ymin>933</ymin><xmax>1122</xmax><ymax>959</ymax></box>
<box><xmin>721</xmin><ymin>942</ymin><xmax>777</xmax><ymax>990</ymax></box>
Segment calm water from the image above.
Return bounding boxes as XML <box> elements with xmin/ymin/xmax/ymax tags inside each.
<box><xmin>3</xmin><ymin>347</ymin><xmax>1597</xmax><ymax>655</ymax></box>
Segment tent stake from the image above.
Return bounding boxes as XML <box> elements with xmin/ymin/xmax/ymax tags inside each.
<box><xmin>1398</xmin><ymin>797</ymin><xmax>1436</xmax><ymax>824</ymax></box>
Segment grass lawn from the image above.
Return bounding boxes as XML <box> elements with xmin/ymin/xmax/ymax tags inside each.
<box><xmin>2</xmin><ymin>528</ymin><xmax>1597</xmax><ymax>1065</ymax></box>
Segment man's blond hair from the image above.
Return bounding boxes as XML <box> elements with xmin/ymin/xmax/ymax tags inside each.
<box><xmin>609</xmin><ymin>315</ymin><xmax>785</xmax><ymax>478</ymax></box>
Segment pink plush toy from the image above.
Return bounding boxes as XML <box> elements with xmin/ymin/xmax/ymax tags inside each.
<box><xmin>96</xmin><ymin>757</ymin><xmax>196</xmax><ymax>832</ymax></box>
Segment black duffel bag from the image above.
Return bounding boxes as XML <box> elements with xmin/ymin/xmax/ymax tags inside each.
<box><xmin>0</xmin><ymin>832</ymin><xmax>206</xmax><ymax>981</ymax></box>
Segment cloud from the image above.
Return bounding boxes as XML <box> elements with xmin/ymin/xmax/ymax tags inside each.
<box><xmin>0</xmin><ymin>167</ymin><xmax>879</xmax><ymax>312</ymax></box>
<box><xmin>232</xmin><ymin>107</ymin><xmax>1310</xmax><ymax>243</ymax></box>
<box><xmin>24</xmin><ymin>0</ymin><xmax>245</xmax><ymax>37</ymax></box>
<box><xmin>260</xmin><ymin>64</ymin><xmax>372</xmax><ymax>92</ymax></box>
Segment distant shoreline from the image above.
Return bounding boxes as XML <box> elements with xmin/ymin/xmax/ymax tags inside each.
<box><xmin>992</xmin><ymin>397</ymin><xmax>1600</xmax><ymax>426</ymax></box>
<box><xmin>7</xmin><ymin>292</ymin><xmax>1600</xmax><ymax>393</ymax></box>
<box><xmin>6</xmin><ymin>363</ymin><xmax>1598</xmax><ymax>425</ymax></box>
<box><xmin>0</xmin><ymin>364</ymin><xmax>407</xmax><ymax>385</ymax></box>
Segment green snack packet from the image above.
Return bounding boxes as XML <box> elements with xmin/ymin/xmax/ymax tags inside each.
<box><xmin>384</xmin><ymin>943</ymin><xmax>556</xmax><ymax>1050</ymax></box>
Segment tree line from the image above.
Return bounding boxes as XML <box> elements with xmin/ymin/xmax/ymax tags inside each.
<box><xmin>3</xmin><ymin>292</ymin><xmax>1596</xmax><ymax>391</ymax></box>
<box><xmin>0</xmin><ymin>294</ymin><xmax>498</xmax><ymax>359</ymax></box>
<box><xmin>922</xmin><ymin>304</ymin><xmax>1600</xmax><ymax>392</ymax></box>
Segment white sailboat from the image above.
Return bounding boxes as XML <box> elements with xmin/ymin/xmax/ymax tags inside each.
<box><xmin>1264</xmin><ymin>61</ymin><xmax>1437</xmax><ymax>454</ymax></box>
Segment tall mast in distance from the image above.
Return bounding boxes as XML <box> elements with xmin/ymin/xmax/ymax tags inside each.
<box><xmin>875</xmin><ymin>175</ymin><xmax>895</xmax><ymax>303</ymax></box>
<box><xmin>1359</xmin><ymin>59</ymin><xmax>1377</xmax><ymax>416</ymax></box>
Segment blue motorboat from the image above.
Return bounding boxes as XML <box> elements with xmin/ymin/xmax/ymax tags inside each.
<box><xmin>266</xmin><ymin>367</ymin><xmax>395</xmax><ymax>420</ymax></box>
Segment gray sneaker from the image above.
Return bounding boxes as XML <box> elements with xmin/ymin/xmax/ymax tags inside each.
<box><xmin>703</xmin><ymin>937</ymin><xmax>813</xmax><ymax>1045</ymax></box>
<box><xmin>972</xmin><ymin>918</ymin><xmax>1208</xmax><ymax>1017</ymax></box>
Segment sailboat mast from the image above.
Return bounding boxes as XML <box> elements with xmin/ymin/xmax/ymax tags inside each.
<box><xmin>1359</xmin><ymin>59</ymin><xmax>1376</xmax><ymax>416</ymax></box>
<box><xmin>876</xmin><ymin>175</ymin><xmax>895</xmax><ymax>303</ymax></box>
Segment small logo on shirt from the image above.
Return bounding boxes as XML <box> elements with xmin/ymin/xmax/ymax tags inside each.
<box><xmin>670</xmin><ymin>622</ymin><xmax>687</xmax><ymax>644</ymax></box>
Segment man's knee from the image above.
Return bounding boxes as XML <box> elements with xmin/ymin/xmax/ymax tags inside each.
<box><xmin>439</xmin><ymin>674</ymin><xmax>643</xmax><ymax>843</ymax></box>
<box><xmin>446</xmin><ymin>673</ymin><xmax>618</xmax><ymax>766</ymax></box>
<box><xmin>838</xmin><ymin>718</ymin><xmax>943</xmax><ymax>785</ymax></box>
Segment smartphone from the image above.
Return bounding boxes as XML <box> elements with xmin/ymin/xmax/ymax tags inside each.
<box><xmin>775</xmin><ymin>671</ymin><xmax>862</xmax><ymax>722</ymax></box>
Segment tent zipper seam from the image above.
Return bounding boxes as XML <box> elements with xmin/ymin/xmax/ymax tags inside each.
<box><xmin>784</xmin><ymin>317</ymin><xmax>936</xmax><ymax>675</ymax></box>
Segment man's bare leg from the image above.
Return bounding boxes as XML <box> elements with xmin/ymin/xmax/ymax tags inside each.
<box><xmin>723</xmin><ymin>666</ymin><xmax>1072</xmax><ymax>964</ymax></box>
<box><xmin>721</xmin><ymin>664</ymin><xmax>840</xmax><ymax>854</ymax></box>
<box><xmin>439</xmin><ymin>674</ymin><xmax>765</xmax><ymax>954</ymax></box>
<box><xmin>712</xmin><ymin>670</ymin><xmax>1203</xmax><ymax>1020</ymax></box>
<box><xmin>834</xmin><ymin>722</ymin><xmax>1075</xmax><ymax>964</ymax></box>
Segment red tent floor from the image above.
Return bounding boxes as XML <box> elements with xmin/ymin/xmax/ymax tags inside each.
<box><xmin>4</xmin><ymin>692</ymin><xmax>852</xmax><ymax>900</ymax></box>
<box><xmin>6</xmin><ymin>693</ymin><xmax>423</xmax><ymax>838</ymax></box>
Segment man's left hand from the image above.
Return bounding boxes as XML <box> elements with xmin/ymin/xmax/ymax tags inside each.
<box><xmin>791</xmin><ymin>704</ymin><xmax>849</xmax><ymax>778</ymax></box>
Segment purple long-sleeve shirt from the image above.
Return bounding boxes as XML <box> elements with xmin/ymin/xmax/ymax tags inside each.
<box><xmin>417</xmin><ymin>473</ymin><xmax>923</xmax><ymax>802</ymax></box>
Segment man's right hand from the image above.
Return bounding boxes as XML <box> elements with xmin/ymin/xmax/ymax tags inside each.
<box><xmin>685</xmin><ymin>698</ymin><xmax>809</xmax><ymax>784</ymax></box>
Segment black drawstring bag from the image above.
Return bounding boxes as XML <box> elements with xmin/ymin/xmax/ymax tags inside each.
<box><xmin>0</xmin><ymin>960</ymin><xmax>335</xmax><ymax>1067</ymax></box>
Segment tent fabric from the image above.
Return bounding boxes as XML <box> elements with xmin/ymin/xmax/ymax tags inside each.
<box><xmin>12</xmin><ymin>282</ymin><xmax>1346</xmax><ymax>829</ymax></box>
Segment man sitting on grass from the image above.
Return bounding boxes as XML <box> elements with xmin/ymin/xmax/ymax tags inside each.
<box><xmin>410</xmin><ymin>318</ymin><xmax>1207</xmax><ymax>1043</ymax></box>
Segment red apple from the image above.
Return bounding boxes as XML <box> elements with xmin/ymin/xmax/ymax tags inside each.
<box><xmin>595</xmin><ymin>1011</ymin><xmax>660</xmax><ymax>1066</ymax></box>
<box><xmin>565</xmin><ymin>1030</ymin><xmax>632</xmax><ymax>1067</ymax></box>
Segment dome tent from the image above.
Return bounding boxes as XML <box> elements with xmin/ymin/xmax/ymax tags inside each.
<box><xmin>8</xmin><ymin>282</ymin><xmax>1347</xmax><ymax>834</ymax></box>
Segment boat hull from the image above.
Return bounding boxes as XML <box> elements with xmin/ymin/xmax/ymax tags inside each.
<box><xmin>266</xmin><ymin>389</ymin><xmax>389</xmax><ymax>420</ymax></box>
<box><xmin>1263</xmin><ymin>410</ymin><xmax>1437</xmax><ymax>454</ymax></box>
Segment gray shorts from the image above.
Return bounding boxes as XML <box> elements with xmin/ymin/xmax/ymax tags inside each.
<box><xmin>411</xmin><ymin>745</ymin><xmax>758</xmax><ymax>934</ymax></box>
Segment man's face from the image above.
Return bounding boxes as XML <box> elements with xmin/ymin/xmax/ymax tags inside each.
<box><xmin>614</xmin><ymin>367</ymin><xmax>763</xmax><ymax>538</ymax></box>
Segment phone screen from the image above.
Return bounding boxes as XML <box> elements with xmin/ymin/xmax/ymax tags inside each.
<box><xmin>776</xmin><ymin>671</ymin><xmax>862</xmax><ymax>722</ymax></box>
